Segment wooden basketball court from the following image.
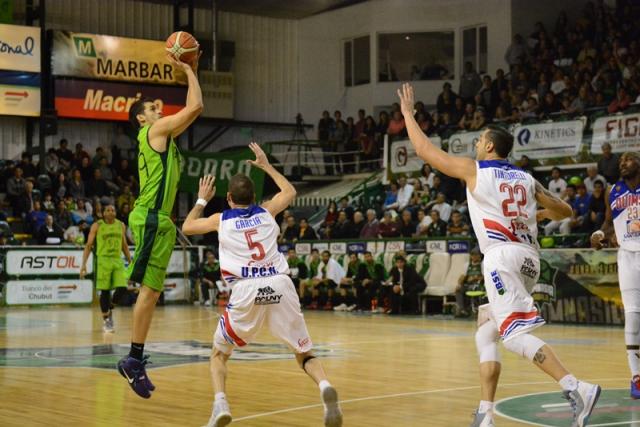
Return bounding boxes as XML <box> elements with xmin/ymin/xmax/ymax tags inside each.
<box><xmin>0</xmin><ymin>305</ymin><xmax>629</xmax><ymax>426</ymax></box>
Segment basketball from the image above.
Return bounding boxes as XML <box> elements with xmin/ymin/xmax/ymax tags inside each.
<box><xmin>165</xmin><ymin>31</ymin><xmax>199</xmax><ymax>64</ymax></box>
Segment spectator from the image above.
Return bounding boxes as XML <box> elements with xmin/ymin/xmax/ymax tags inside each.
<box><xmin>458</xmin><ymin>102</ymin><xmax>476</xmax><ymax>130</ymax></box>
<box><xmin>399</xmin><ymin>209</ymin><xmax>416</xmax><ymax>237</ymax></box>
<box><xmin>286</xmin><ymin>247</ymin><xmax>308</xmax><ymax>299</ymax></box>
<box><xmin>429</xmin><ymin>192</ymin><xmax>453</xmax><ymax>222</ymax></box>
<box><xmin>569</xmin><ymin>85</ymin><xmax>591</xmax><ymax>114</ymax></box>
<box><xmin>298</xmin><ymin>217</ymin><xmax>317</xmax><ymax>241</ymax></box>
<box><xmin>597</xmin><ymin>142</ymin><xmax>620</xmax><ymax>184</ymax></box>
<box><xmin>375</xmin><ymin>111</ymin><xmax>390</xmax><ymax>143</ymax></box>
<box><xmin>281</xmin><ymin>215</ymin><xmax>299</xmax><ymax>243</ymax></box>
<box><xmin>42</xmin><ymin>192</ymin><xmax>55</xmax><ymax>213</ymax></box>
<box><xmin>419</xmin><ymin>164</ymin><xmax>435</xmax><ymax>189</ymax></box>
<box><xmin>459</xmin><ymin>61</ymin><xmax>482</xmax><ymax>102</ymax></box>
<box><xmin>415</xmin><ymin>209</ymin><xmax>432</xmax><ymax>237</ymax></box>
<box><xmin>356</xmin><ymin>251</ymin><xmax>386</xmax><ymax>311</ymax></box>
<box><xmin>455</xmin><ymin>248</ymin><xmax>484</xmax><ymax>317</ymax></box>
<box><xmin>56</xmin><ymin>139</ymin><xmax>73</xmax><ymax>168</ymax></box>
<box><xmin>388</xmin><ymin>175</ymin><xmax>414</xmax><ymax>212</ymax></box>
<box><xmin>37</xmin><ymin>214</ymin><xmax>63</xmax><ymax>245</ymax></box>
<box><xmin>334</xmin><ymin>253</ymin><xmax>361</xmax><ymax>311</ymax></box>
<box><xmin>118</xmin><ymin>202</ymin><xmax>131</xmax><ymax>226</ymax></box>
<box><xmin>426</xmin><ymin>210</ymin><xmax>447</xmax><ymax>237</ymax></box>
<box><xmin>78</xmin><ymin>156</ymin><xmax>94</xmax><ymax>182</ymax></box>
<box><xmin>55</xmin><ymin>172</ymin><xmax>68</xmax><ymax>200</ymax></box>
<box><xmin>6</xmin><ymin>167</ymin><xmax>26</xmax><ymax>212</ymax></box>
<box><xmin>540</xmin><ymin>91</ymin><xmax>561</xmax><ymax>116</ymax></box>
<box><xmin>544</xmin><ymin>184</ymin><xmax>576</xmax><ymax>235</ymax></box>
<box><xmin>351</xmin><ymin>211</ymin><xmax>365</xmax><ymax>238</ymax></box>
<box><xmin>92</xmin><ymin>146</ymin><xmax>108</xmax><ymax>168</ymax></box>
<box><xmin>117</xmin><ymin>185</ymin><xmax>136</xmax><ymax>212</ymax></box>
<box><xmin>72</xmin><ymin>143</ymin><xmax>90</xmax><ymax>168</ymax></box>
<box><xmin>71</xmin><ymin>199</ymin><xmax>93</xmax><ymax>225</ymax></box>
<box><xmin>360</xmin><ymin>209</ymin><xmax>380</xmax><ymax>239</ymax></box>
<box><xmin>14</xmin><ymin>180</ymin><xmax>35</xmax><ymax>218</ymax></box>
<box><xmin>548</xmin><ymin>167</ymin><xmax>567</xmax><ymax>198</ymax></box>
<box><xmin>504</xmin><ymin>34</ymin><xmax>530</xmax><ymax>69</ymax></box>
<box><xmin>68</xmin><ymin>169</ymin><xmax>86</xmax><ymax>200</ymax></box>
<box><xmin>63</xmin><ymin>219</ymin><xmax>89</xmax><ymax>245</ymax></box>
<box><xmin>199</xmin><ymin>250</ymin><xmax>221</xmax><ymax>307</ymax></box>
<box><xmin>54</xmin><ymin>199</ymin><xmax>73</xmax><ymax>231</ymax></box>
<box><xmin>436</xmin><ymin>82</ymin><xmax>457</xmax><ymax>115</ymax></box>
<box><xmin>577</xmin><ymin>40</ymin><xmax>597</xmax><ymax>63</ymax></box>
<box><xmin>309</xmin><ymin>250</ymin><xmax>345</xmax><ymax>310</ymax></box>
<box><xmin>383</xmin><ymin>182</ymin><xmax>398</xmax><ymax>210</ymax></box>
<box><xmin>378</xmin><ymin>211</ymin><xmax>400</xmax><ymax>238</ymax></box>
<box><xmin>387</xmin><ymin>111</ymin><xmax>406</xmax><ymax>141</ymax></box>
<box><xmin>115</xmin><ymin>158</ymin><xmax>137</xmax><ymax>191</ymax></box>
<box><xmin>97</xmin><ymin>157</ymin><xmax>119</xmax><ymax>192</ymax></box>
<box><xmin>447</xmin><ymin>210</ymin><xmax>470</xmax><ymax>236</ymax></box>
<box><xmin>27</xmin><ymin>200</ymin><xmax>47</xmax><ymax>233</ymax></box>
<box><xmin>354</xmin><ymin>109</ymin><xmax>366</xmax><ymax>136</ymax></box>
<box><xmin>608</xmin><ymin>86</ymin><xmax>631</xmax><ymax>113</ymax></box>
<box><xmin>583</xmin><ymin>165</ymin><xmax>606</xmax><ymax>193</ymax></box>
<box><xmin>360</xmin><ymin>116</ymin><xmax>377</xmax><ymax>169</ymax></box>
<box><xmin>18</xmin><ymin>152</ymin><xmax>37</xmax><ymax>179</ymax></box>
<box><xmin>318</xmin><ymin>111</ymin><xmax>334</xmax><ymax>174</ymax></box>
<box><xmin>86</xmin><ymin>169</ymin><xmax>109</xmax><ymax>200</ymax></box>
<box><xmin>385</xmin><ymin>256</ymin><xmax>426</xmax><ymax>315</ymax></box>
<box><xmin>584</xmin><ymin>180</ymin><xmax>606</xmax><ymax>232</ymax></box>
<box><xmin>331</xmin><ymin>211</ymin><xmax>353</xmax><ymax>239</ymax></box>
<box><xmin>491</xmin><ymin>69</ymin><xmax>508</xmax><ymax>102</ymax></box>
<box><xmin>450</xmin><ymin>97</ymin><xmax>466</xmax><ymax>124</ymax></box>
<box><xmin>469</xmin><ymin>108</ymin><xmax>487</xmax><ymax>131</ymax></box>
<box><xmin>338</xmin><ymin>197</ymin><xmax>354</xmax><ymax>221</ymax></box>
<box><xmin>321</xmin><ymin>200</ymin><xmax>338</xmax><ymax>238</ymax></box>
<box><xmin>330</xmin><ymin>118</ymin><xmax>347</xmax><ymax>174</ymax></box>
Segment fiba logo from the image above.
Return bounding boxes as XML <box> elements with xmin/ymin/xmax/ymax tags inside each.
<box><xmin>517</xmin><ymin>128</ymin><xmax>531</xmax><ymax>146</ymax></box>
<box><xmin>394</xmin><ymin>146</ymin><xmax>408</xmax><ymax>167</ymax></box>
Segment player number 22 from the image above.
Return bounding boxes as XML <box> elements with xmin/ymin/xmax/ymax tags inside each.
<box><xmin>244</xmin><ymin>229</ymin><xmax>266</xmax><ymax>261</ymax></box>
<box><xmin>500</xmin><ymin>183</ymin><xmax>527</xmax><ymax>217</ymax></box>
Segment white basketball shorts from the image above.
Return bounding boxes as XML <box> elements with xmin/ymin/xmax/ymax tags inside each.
<box><xmin>214</xmin><ymin>274</ymin><xmax>313</xmax><ymax>354</ymax></box>
<box><xmin>483</xmin><ymin>243</ymin><xmax>545</xmax><ymax>342</ymax></box>
<box><xmin>619</xmin><ymin>248</ymin><xmax>640</xmax><ymax>313</ymax></box>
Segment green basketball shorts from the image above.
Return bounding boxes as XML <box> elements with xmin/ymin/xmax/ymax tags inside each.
<box><xmin>96</xmin><ymin>257</ymin><xmax>127</xmax><ymax>291</ymax></box>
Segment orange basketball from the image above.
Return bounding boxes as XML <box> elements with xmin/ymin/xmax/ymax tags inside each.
<box><xmin>165</xmin><ymin>31</ymin><xmax>199</xmax><ymax>64</ymax></box>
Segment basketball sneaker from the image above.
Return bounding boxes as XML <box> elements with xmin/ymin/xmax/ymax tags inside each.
<box><xmin>562</xmin><ymin>381</ymin><xmax>601</xmax><ymax>427</ymax></box>
<box><xmin>631</xmin><ymin>375</ymin><xmax>640</xmax><ymax>399</ymax></box>
<box><xmin>203</xmin><ymin>399</ymin><xmax>232</xmax><ymax>427</ymax></box>
<box><xmin>469</xmin><ymin>410</ymin><xmax>495</xmax><ymax>427</ymax></box>
<box><xmin>321</xmin><ymin>385</ymin><xmax>343</xmax><ymax>427</ymax></box>
<box><xmin>117</xmin><ymin>355</ymin><xmax>153</xmax><ymax>398</ymax></box>
<box><xmin>102</xmin><ymin>316</ymin><xmax>114</xmax><ymax>333</ymax></box>
<box><xmin>333</xmin><ymin>303</ymin><xmax>347</xmax><ymax>311</ymax></box>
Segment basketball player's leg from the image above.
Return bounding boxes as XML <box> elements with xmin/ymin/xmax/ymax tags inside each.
<box><xmin>618</xmin><ymin>248</ymin><xmax>640</xmax><ymax>397</ymax></box>
<box><xmin>471</xmin><ymin>304</ymin><xmax>501</xmax><ymax>426</ymax></box>
<box><xmin>96</xmin><ymin>258</ymin><xmax>116</xmax><ymax>332</ymax></box>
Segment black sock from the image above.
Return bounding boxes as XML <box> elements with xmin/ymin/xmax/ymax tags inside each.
<box><xmin>130</xmin><ymin>342</ymin><xmax>144</xmax><ymax>360</ymax></box>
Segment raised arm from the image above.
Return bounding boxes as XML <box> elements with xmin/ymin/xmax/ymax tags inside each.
<box><xmin>534</xmin><ymin>179</ymin><xmax>573</xmax><ymax>221</ymax></box>
<box><xmin>148</xmin><ymin>54</ymin><xmax>204</xmax><ymax>148</ymax></box>
<box><xmin>398</xmin><ymin>83</ymin><xmax>477</xmax><ymax>189</ymax></box>
<box><xmin>248</xmin><ymin>142</ymin><xmax>297</xmax><ymax>217</ymax></box>
<box><xmin>591</xmin><ymin>185</ymin><xmax>615</xmax><ymax>250</ymax></box>
<box><xmin>182</xmin><ymin>174</ymin><xmax>221</xmax><ymax>236</ymax></box>
<box><xmin>80</xmin><ymin>222</ymin><xmax>99</xmax><ymax>279</ymax></box>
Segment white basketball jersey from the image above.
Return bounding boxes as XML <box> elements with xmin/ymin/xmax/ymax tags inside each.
<box><xmin>610</xmin><ymin>180</ymin><xmax>640</xmax><ymax>251</ymax></box>
<box><xmin>218</xmin><ymin>205</ymin><xmax>289</xmax><ymax>284</ymax></box>
<box><xmin>466</xmin><ymin>160</ymin><xmax>539</xmax><ymax>254</ymax></box>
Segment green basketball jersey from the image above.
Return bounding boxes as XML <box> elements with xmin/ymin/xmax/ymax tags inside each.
<box><xmin>96</xmin><ymin>219</ymin><xmax>123</xmax><ymax>258</ymax></box>
<box><xmin>135</xmin><ymin>125</ymin><xmax>183</xmax><ymax>214</ymax></box>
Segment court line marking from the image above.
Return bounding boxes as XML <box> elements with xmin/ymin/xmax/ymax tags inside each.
<box><xmin>233</xmin><ymin>378</ymin><xmax>626</xmax><ymax>423</ymax></box>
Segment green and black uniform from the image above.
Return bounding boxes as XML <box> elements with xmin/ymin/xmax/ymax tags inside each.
<box><xmin>127</xmin><ymin>124</ymin><xmax>182</xmax><ymax>291</ymax></box>
<box><xmin>96</xmin><ymin>219</ymin><xmax>126</xmax><ymax>291</ymax></box>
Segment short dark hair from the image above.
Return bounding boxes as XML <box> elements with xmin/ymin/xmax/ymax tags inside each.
<box><xmin>322</xmin><ymin>250</ymin><xmax>331</xmax><ymax>256</ymax></box>
<box><xmin>129</xmin><ymin>97</ymin><xmax>155</xmax><ymax>129</ymax></box>
<box><xmin>485</xmin><ymin>125</ymin><xmax>514</xmax><ymax>158</ymax></box>
<box><xmin>228</xmin><ymin>174</ymin><xmax>255</xmax><ymax>205</ymax></box>
<box><xmin>311</xmin><ymin>248</ymin><xmax>319</xmax><ymax>254</ymax></box>
<box><xmin>551</xmin><ymin>167</ymin><xmax>561</xmax><ymax>174</ymax></box>
<box><xmin>364</xmin><ymin>251</ymin><xmax>373</xmax><ymax>256</ymax></box>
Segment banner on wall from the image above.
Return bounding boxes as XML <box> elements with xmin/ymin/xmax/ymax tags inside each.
<box><xmin>180</xmin><ymin>150</ymin><xmax>265</xmax><ymax>200</ymax></box>
<box><xmin>55</xmin><ymin>79</ymin><xmax>186</xmax><ymax>121</ymax></box>
<box><xmin>0</xmin><ymin>84</ymin><xmax>40</xmax><ymax>116</ymax></box>
<box><xmin>389</xmin><ymin>137</ymin><xmax>441</xmax><ymax>174</ymax></box>
<box><xmin>52</xmin><ymin>31</ymin><xmax>187</xmax><ymax>85</ymax></box>
<box><xmin>591</xmin><ymin>113</ymin><xmax>640</xmax><ymax>154</ymax></box>
<box><xmin>447</xmin><ymin>131</ymin><xmax>481</xmax><ymax>158</ymax></box>
<box><xmin>0</xmin><ymin>24</ymin><xmax>40</xmax><ymax>72</ymax></box>
<box><xmin>163</xmin><ymin>278</ymin><xmax>190</xmax><ymax>302</ymax></box>
<box><xmin>5</xmin><ymin>279</ymin><xmax>93</xmax><ymax>305</ymax></box>
<box><xmin>512</xmin><ymin>120</ymin><xmax>584</xmax><ymax>159</ymax></box>
<box><xmin>6</xmin><ymin>249</ymin><xmax>92</xmax><ymax>276</ymax></box>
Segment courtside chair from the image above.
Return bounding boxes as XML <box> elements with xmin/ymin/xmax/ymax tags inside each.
<box><xmin>420</xmin><ymin>252</ymin><xmax>451</xmax><ymax>314</ymax></box>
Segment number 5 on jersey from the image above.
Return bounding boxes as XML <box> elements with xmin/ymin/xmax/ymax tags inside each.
<box><xmin>244</xmin><ymin>229</ymin><xmax>266</xmax><ymax>261</ymax></box>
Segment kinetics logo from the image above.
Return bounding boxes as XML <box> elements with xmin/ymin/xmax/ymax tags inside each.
<box><xmin>72</xmin><ymin>36</ymin><xmax>96</xmax><ymax>58</ymax></box>
<box><xmin>255</xmin><ymin>286</ymin><xmax>282</xmax><ymax>305</ymax></box>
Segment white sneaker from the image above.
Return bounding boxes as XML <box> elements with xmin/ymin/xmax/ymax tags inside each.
<box><xmin>563</xmin><ymin>381</ymin><xmax>601</xmax><ymax>427</ymax></box>
<box><xmin>321</xmin><ymin>386</ymin><xmax>343</xmax><ymax>427</ymax></box>
<box><xmin>204</xmin><ymin>300</ymin><xmax>211</xmax><ymax>307</ymax></box>
<box><xmin>469</xmin><ymin>410</ymin><xmax>495</xmax><ymax>427</ymax></box>
<box><xmin>346</xmin><ymin>304</ymin><xmax>357</xmax><ymax>312</ymax></box>
<box><xmin>102</xmin><ymin>317</ymin><xmax>114</xmax><ymax>333</ymax></box>
<box><xmin>333</xmin><ymin>303</ymin><xmax>347</xmax><ymax>312</ymax></box>
<box><xmin>203</xmin><ymin>399</ymin><xmax>232</xmax><ymax>427</ymax></box>
<box><xmin>372</xmin><ymin>307</ymin><xmax>385</xmax><ymax>314</ymax></box>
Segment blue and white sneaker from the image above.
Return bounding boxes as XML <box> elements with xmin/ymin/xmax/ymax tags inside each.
<box><xmin>563</xmin><ymin>381</ymin><xmax>601</xmax><ymax>427</ymax></box>
<box><xmin>631</xmin><ymin>376</ymin><xmax>640</xmax><ymax>399</ymax></box>
<box><xmin>117</xmin><ymin>355</ymin><xmax>153</xmax><ymax>398</ymax></box>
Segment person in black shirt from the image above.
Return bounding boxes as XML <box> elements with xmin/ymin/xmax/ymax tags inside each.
<box><xmin>351</xmin><ymin>211</ymin><xmax>365</xmax><ymax>238</ymax></box>
<box><xmin>399</xmin><ymin>209</ymin><xmax>416</xmax><ymax>237</ymax></box>
<box><xmin>384</xmin><ymin>256</ymin><xmax>426</xmax><ymax>314</ymax></box>
<box><xmin>426</xmin><ymin>210</ymin><xmax>447</xmax><ymax>236</ymax></box>
<box><xmin>37</xmin><ymin>214</ymin><xmax>64</xmax><ymax>245</ymax></box>
<box><xmin>56</xmin><ymin>139</ymin><xmax>73</xmax><ymax>169</ymax></box>
<box><xmin>280</xmin><ymin>216</ymin><xmax>299</xmax><ymax>243</ymax></box>
<box><xmin>297</xmin><ymin>218</ymin><xmax>317</xmax><ymax>240</ymax></box>
<box><xmin>331</xmin><ymin>211</ymin><xmax>353</xmax><ymax>239</ymax></box>
<box><xmin>356</xmin><ymin>251</ymin><xmax>386</xmax><ymax>311</ymax></box>
<box><xmin>199</xmin><ymin>250</ymin><xmax>221</xmax><ymax>307</ymax></box>
<box><xmin>584</xmin><ymin>180</ymin><xmax>606</xmax><ymax>233</ymax></box>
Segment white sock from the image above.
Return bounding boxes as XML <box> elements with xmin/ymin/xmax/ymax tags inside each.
<box><xmin>319</xmin><ymin>380</ymin><xmax>331</xmax><ymax>392</ymax></box>
<box><xmin>215</xmin><ymin>392</ymin><xmax>227</xmax><ymax>402</ymax></box>
<box><xmin>478</xmin><ymin>400</ymin><xmax>494</xmax><ymax>414</ymax></box>
<box><xmin>628</xmin><ymin>349</ymin><xmax>640</xmax><ymax>378</ymax></box>
<box><xmin>559</xmin><ymin>374</ymin><xmax>578</xmax><ymax>391</ymax></box>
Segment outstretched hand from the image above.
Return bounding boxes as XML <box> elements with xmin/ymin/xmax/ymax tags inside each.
<box><xmin>397</xmin><ymin>83</ymin><xmax>416</xmax><ymax>117</ymax></box>
<box><xmin>198</xmin><ymin>175</ymin><xmax>216</xmax><ymax>202</ymax></box>
<box><xmin>247</xmin><ymin>142</ymin><xmax>270</xmax><ymax>170</ymax></box>
<box><xmin>167</xmin><ymin>50</ymin><xmax>202</xmax><ymax>74</ymax></box>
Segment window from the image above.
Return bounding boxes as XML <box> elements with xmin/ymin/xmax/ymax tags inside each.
<box><xmin>344</xmin><ymin>35</ymin><xmax>370</xmax><ymax>87</ymax></box>
<box><xmin>462</xmin><ymin>25</ymin><xmax>487</xmax><ymax>75</ymax></box>
<box><xmin>377</xmin><ymin>32</ymin><xmax>454</xmax><ymax>82</ymax></box>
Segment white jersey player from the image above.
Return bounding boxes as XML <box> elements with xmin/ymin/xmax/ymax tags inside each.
<box><xmin>398</xmin><ymin>83</ymin><xmax>600</xmax><ymax>427</ymax></box>
<box><xmin>182</xmin><ymin>143</ymin><xmax>342</xmax><ymax>427</ymax></box>
<box><xmin>592</xmin><ymin>151</ymin><xmax>640</xmax><ymax>399</ymax></box>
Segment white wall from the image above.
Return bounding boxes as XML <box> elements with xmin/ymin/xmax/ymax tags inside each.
<box><xmin>297</xmin><ymin>0</ymin><xmax>512</xmax><ymax>124</ymax></box>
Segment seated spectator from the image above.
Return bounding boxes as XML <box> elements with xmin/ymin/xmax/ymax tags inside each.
<box><xmin>56</xmin><ymin>138</ymin><xmax>73</xmax><ymax>169</ymax></box>
<box><xmin>458</xmin><ymin>102</ymin><xmax>476</xmax><ymax>130</ymax></box>
<box><xmin>198</xmin><ymin>250</ymin><xmax>221</xmax><ymax>307</ymax></box>
<box><xmin>54</xmin><ymin>200</ymin><xmax>73</xmax><ymax>231</ymax></box>
<box><xmin>386</xmin><ymin>175</ymin><xmax>414</xmax><ymax>212</ymax></box>
<box><xmin>117</xmin><ymin>185</ymin><xmax>136</xmax><ymax>212</ymax></box>
<box><xmin>455</xmin><ymin>248</ymin><xmax>484</xmax><ymax>317</ymax></box>
<box><xmin>86</xmin><ymin>169</ymin><xmax>110</xmax><ymax>200</ymax></box>
<box><xmin>383</xmin><ymin>256</ymin><xmax>426</xmax><ymax>315</ymax></box>
<box><xmin>351</xmin><ymin>211</ymin><xmax>365</xmax><ymax>238</ymax></box>
<box><xmin>569</xmin><ymin>184</ymin><xmax>591</xmax><ymax>233</ymax></box>
<box><xmin>428</xmin><ymin>175</ymin><xmax>442</xmax><ymax>200</ymax></box>
<box><xmin>383</xmin><ymin>182</ymin><xmax>399</xmax><ymax>210</ymax></box>
<box><xmin>584</xmin><ymin>180</ymin><xmax>606</xmax><ymax>233</ymax></box>
<box><xmin>37</xmin><ymin>214</ymin><xmax>63</xmax><ymax>245</ymax></box>
<box><xmin>540</xmin><ymin>91</ymin><xmax>560</xmax><ymax>117</ymax></box>
<box><xmin>428</xmin><ymin>193</ymin><xmax>453</xmax><ymax>222</ymax></box>
<box><xmin>97</xmin><ymin>157</ymin><xmax>119</xmax><ymax>193</ymax></box>
<box><xmin>280</xmin><ymin>215</ymin><xmax>299</xmax><ymax>243</ymax></box>
<box><xmin>548</xmin><ymin>167</ymin><xmax>567</xmax><ymax>198</ymax></box>
<box><xmin>331</xmin><ymin>211</ymin><xmax>353</xmax><ymax>239</ymax></box>
<box><xmin>72</xmin><ymin>199</ymin><xmax>94</xmax><ymax>225</ymax></box>
<box><xmin>72</xmin><ymin>143</ymin><xmax>90</xmax><ymax>168</ymax></box>
<box><xmin>18</xmin><ymin>152</ymin><xmax>37</xmax><ymax>179</ymax></box>
<box><xmin>419</xmin><ymin>164</ymin><xmax>435</xmax><ymax>189</ymax></box>
<box><xmin>518</xmin><ymin>155</ymin><xmax>535</xmax><ymax>176</ymax></box>
<box><xmin>569</xmin><ymin>85</ymin><xmax>591</xmax><ymax>114</ymax></box>
<box><xmin>118</xmin><ymin>202</ymin><xmax>131</xmax><ymax>226</ymax></box>
<box><xmin>360</xmin><ymin>116</ymin><xmax>377</xmax><ymax>169</ymax></box>
<box><xmin>415</xmin><ymin>209</ymin><xmax>432</xmax><ymax>237</ymax></box>
<box><xmin>378</xmin><ymin>211</ymin><xmax>400</xmax><ymax>238</ymax></box>
<box><xmin>320</xmin><ymin>200</ymin><xmax>338</xmax><ymax>238</ymax></box>
<box><xmin>92</xmin><ymin>146</ymin><xmax>108</xmax><ymax>168</ymax></box>
<box><xmin>386</xmin><ymin>111</ymin><xmax>406</xmax><ymax>141</ymax></box>
<box><xmin>55</xmin><ymin>172</ymin><xmax>68</xmax><ymax>200</ymax></box>
<box><xmin>409</xmin><ymin>180</ymin><xmax>430</xmax><ymax>207</ymax></box>
<box><xmin>597</xmin><ymin>142</ymin><xmax>620</xmax><ymax>184</ymax></box>
<box><xmin>78</xmin><ymin>156</ymin><xmax>94</xmax><ymax>182</ymax></box>
<box><xmin>7</xmin><ymin>167</ymin><xmax>26</xmax><ymax>214</ymax></box>
<box><xmin>115</xmin><ymin>158</ymin><xmax>137</xmax><ymax>191</ymax></box>
<box><xmin>399</xmin><ymin>209</ymin><xmax>416</xmax><ymax>237</ymax></box>
<box><xmin>544</xmin><ymin>184</ymin><xmax>576</xmax><ymax>235</ymax></box>
<box><xmin>15</xmin><ymin>180</ymin><xmax>35</xmax><ymax>219</ymax></box>
<box><xmin>469</xmin><ymin>108</ymin><xmax>487</xmax><ymax>131</ymax></box>
<box><xmin>44</xmin><ymin>148</ymin><xmax>61</xmax><ymax>178</ymax></box>
<box><xmin>583</xmin><ymin>165</ymin><xmax>606</xmax><ymax>193</ymax></box>
<box><xmin>307</xmin><ymin>250</ymin><xmax>346</xmax><ymax>310</ymax></box>
<box><xmin>550</xmin><ymin>70</ymin><xmax>567</xmax><ymax>95</ymax></box>
<box><xmin>298</xmin><ymin>217</ymin><xmax>317</xmax><ymax>241</ymax></box>
<box><xmin>42</xmin><ymin>192</ymin><xmax>55</xmax><ymax>213</ymax></box>
<box><xmin>27</xmin><ymin>200</ymin><xmax>47</xmax><ymax>233</ymax></box>
<box><xmin>360</xmin><ymin>209</ymin><xmax>380</xmax><ymax>238</ymax></box>
<box><xmin>437</xmin><ymin>82</ymin><xmax>457</xmax><ymax>115</ymax></box>
<box><xmin>447</xmin><ymin>210</ymin><xmax>470</xmax><ymax>236</ymax></box>
<box><xmin>69</xmin><ymin>169</ymin><xmax>86</xmax><ymax>200</ymax></box>
<box><xmin>338</xmin><ymin>196</ymin><xmax>354</xmax><ymax>221</ymax></box>
<box><xmin>608</xmin><ymin>87</ymin><xmax>631</xmax><ymax>113</ymax></box>
<box><xmin>64</xmin><ymin>219</ymin><xmax>90</xmax><ymax>245</ymax></box>
<box><xmin>426</xmin><ymin>210</ymin><xmax>447</xmax><ymax>237</ymax></box>
<box><xmin>356</xmin><ymin>251</ymin><xmax>386</xmax><ymax>311</ymax></box>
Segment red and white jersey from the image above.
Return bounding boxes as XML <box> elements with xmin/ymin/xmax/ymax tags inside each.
<box><xmin>218</xmin><ymin>205</ymin><xmax>289</xmax><ymax>284</ymax></box>
<box><xmin>466</xmin><ymin>160</ymin><xmax>539</xmax><ymax>254</ymax></box>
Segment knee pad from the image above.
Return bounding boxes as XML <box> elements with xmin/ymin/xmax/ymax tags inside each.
<box><xmin>503</xmin><ymin>333</ymin><xmax>545</xmax><ymax>361</ymax></box>
<box><xmin>625</xmin><ymin>312</ymin><xmax>640</xmax><ymax>346</ymax></box>
<box><xmin>475</xmin><ymin>321</ymin><xmax>500</xmax><ymax>363</ymax></box>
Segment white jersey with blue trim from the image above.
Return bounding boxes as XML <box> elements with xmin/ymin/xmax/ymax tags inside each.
<box><xmin>610</xmin><ymin>180</ymin><xmax>640</xmax><ymax>252</ymax></box>
<box><xmin>466</xmin><ymin>159</ymin><xmax>539</xmax><ymax>254</ymax></box>
<box><xmin>218</xmin><ymin>204</ymin><xmax>289</xmax><ymax>284</ymax></box>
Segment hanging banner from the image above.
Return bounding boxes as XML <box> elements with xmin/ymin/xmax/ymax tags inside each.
<box><xmin>512</xmin><ymin>120</ymin><xmax>584</xmax><ymax>159</ymax></box>
<box><xmin>389</xmin><ymin>137</ymin><xmax>441</xmax><ymax>174</ymax></box>
<box><xmin>55</xmin><ymin>79</ymin><xmax>186</xmax><ymax>121</ymax></box>
<box><xmin>52</xmin><ymin>31</ymin><xmax>188</xmax><ymax>85</ymax></box>
<box><xmin>591</xmin><ymin>113</ymin><xmax>640</xmax><ymax>154</ymax></box>
<box><xmin>0</xmin><ymin>84</ymin><xmax>40</xmax><ymax>116</ymax></box>
<box><xmin>447</xmin><ymin>131</ymin><xmax>481</xmax><ymax>158</ymax></box>
<box><xmin>180</xmin><ymin>149</ymin><xmax>265</xmax><ymax>200</ymax></box>
<box><xmin>5</xmin><ymin>279</ymin><xmax>93</xmax><ymax>305</ymax></box>
<box><xmin>0</xmin><ymin>24</ymin><xmax>40</xmax><ymax>72</ymax></box>
<box><xmin>6</xmin><ymin>249</ymin><xmax>91</xmax><ymax>276</ymax></box>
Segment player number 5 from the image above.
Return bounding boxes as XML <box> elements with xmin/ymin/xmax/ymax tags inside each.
<box><xmin>244</xmin><ymin>229</ymin><xmax>266</xmax><ymax>261</ymax></box>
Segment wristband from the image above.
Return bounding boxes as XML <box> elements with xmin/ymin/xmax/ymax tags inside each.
<box><xmin>196</xmin><ymin>198</ymin><xmax>208</xmax><ymax>207</ymax></box>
